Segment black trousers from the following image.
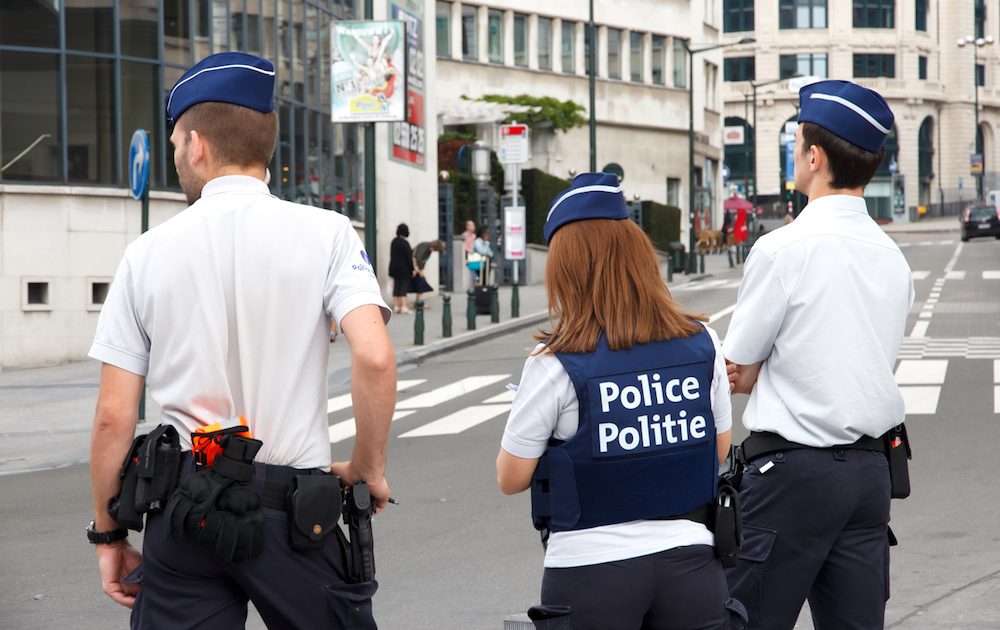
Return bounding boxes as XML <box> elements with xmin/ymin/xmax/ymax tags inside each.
<box><xmin>725</xmin><ymin>448</ymin><xmax>891</xmax><ymax>630</ymax></box>
<box><xmin>129</xmin><ymin>461</ymin><xmax>377</xmax><ymax>630</ymax></box>
<box><xmin>539</xmin><ymin>545</ymin><xmax>744</xmax><ymax>630</ymax></box>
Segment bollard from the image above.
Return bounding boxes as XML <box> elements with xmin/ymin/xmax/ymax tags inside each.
<box><xmin>736</xmin><ymin>245</ymin><xmax>742</xmax><ymax>264</ymax></box>
<box><xmin>413</xmin><ymin>299</ymin><xmax>425</xmax><ymax>345</ymax></box>
<box><xmin>727</xmin><ymin>248</ymin><xmax>735</xmax><ymax>268</ymax></box>
<box><xmin>442</xmin><ymin>293</ymin><xmax>452</xmax><ymax>337</ymax></box>
<box><xmin>511</xmin><ymin>283</ymin><xmax>520</xmax><ymax>318</ymax></box>
<box><xmin>667</xmin><ymin>259</ymin><xmax>673</xmax><ymax>283</ymax></box>
<box><xmin>699</xmin><ymin>252</ymin><xmax>705</xmax><ymax>274</ymax></box>
<box><xmin>467</xmin><ymin>288</ymin><xmax>476</xmax><ymax>330</ymax></box>
<box><xmin>490</xmin><ymin>284</ymin><xmax>500</xmax><ymax>323</ymax></box>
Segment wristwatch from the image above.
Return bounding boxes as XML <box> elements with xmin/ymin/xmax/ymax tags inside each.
<box><xmin>87</xmin><ymin>520</ymin><xmax>128</xmax><ymax>544</ymax></box>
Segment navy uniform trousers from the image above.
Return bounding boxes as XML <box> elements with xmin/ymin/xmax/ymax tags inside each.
<box><xmin>725</xmin><ymin>447</ymin><xmax>892</xmax><ymax>630</ymax></box>
<box><xmin>128</xmin><ymin>459</ymin><xmax>377</xmax><ymax>630</ymax></box>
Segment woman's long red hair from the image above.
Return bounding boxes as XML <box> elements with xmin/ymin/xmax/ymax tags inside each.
<box><xmin>535</xmin><ymin>218</ymin><xmax>706</xmax><ymax>354</ymax></box>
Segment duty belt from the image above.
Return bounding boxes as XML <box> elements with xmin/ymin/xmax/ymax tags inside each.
<box><xmin>741</xmin><ymin>431</ymin><xmax>885</xmax><ymax>464</ymax></box>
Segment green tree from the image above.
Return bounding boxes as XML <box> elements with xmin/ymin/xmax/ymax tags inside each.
<box><xmin>463</xmin><ymin>94</ymin><xmax>587</xmax><ymax>133</ymax></box>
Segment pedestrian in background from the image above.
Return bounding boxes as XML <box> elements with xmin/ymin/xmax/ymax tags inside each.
<box><xmin>87</xmin><ymin>52</ymin><xmax>395</xmax><ymax>628</ymax></box>
<box><xmin>497</xmin><ymin>173</ymin><xmax>744</xmax><ymax>630</ymax></box>
<box><xmin>389</xmin><ymin>223</ymin><xmax>414</xmax><ymax>314</ymax></box>
<box><xmin>471</xmin><ymin>226</ymin><xmax>493</xmax><ymax>283</ymax></box>
<box><xmin>724</xmin><ymin>80</ymin><xmax>914</xmax><ymax>629</ymax></box>
<box><xmin>410</xmin><ymin>239</ymin><xmax>444</xmax><ymax>308</ymax></box>
<box><xmin>462</xmin><ymin>219</ymin><xmax>476</xmax><ymax>257</ymax></box>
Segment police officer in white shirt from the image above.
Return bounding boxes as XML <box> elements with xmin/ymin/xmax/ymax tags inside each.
<box><xmin>724</xmin><ymin>80</ymin><xmax>914</xmax><ymax>629</ymax></box>
<box><xmin>87</xmin><ymin>52</ymin><xmax>395</xmax><ymax>628</ymax></box>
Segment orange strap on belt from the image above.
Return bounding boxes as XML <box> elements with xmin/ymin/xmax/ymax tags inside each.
<box><xmin>192</xmin><ymin>417</ymin><xmax>253</xmax><ymax>467</ymax></box>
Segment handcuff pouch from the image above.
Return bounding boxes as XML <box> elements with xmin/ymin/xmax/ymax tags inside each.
<box><xmin>288</xmin><ymin>474</ymin><xmax>342</xmax><ymax>550</ymax></box>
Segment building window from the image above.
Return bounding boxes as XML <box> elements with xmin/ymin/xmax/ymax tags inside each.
<box><xmin>780</xmin><ymin>0</ymin><xmax>827</xmax><ymax>29</ymax></box>
<box><xmin>461</xmin><ymin>5</ymin><xmax>477</xmax><ymax>60</ymax></box>
<box><xmin>915</xmin><ymin>0</ymin><xmax>927</xmax><ymax>31</ymax></box>
<box><xmin>674</xmin><ymin>38</ymin><xmax>687</xmax><ymax>88</ymax></box>
<box><xmin>975</xmin><ymin>0</ymin><xmax>985</xmax><ymax>38</ymax></box>
<box><xmin>977</xmin><ymin>63</ymin><xmax>985</xmax><ymax>86</ymax></box>
<box><xmin>780</xmin><ymin>53</ymin><xmax>827</xmax><ymax>79</ymax></box>
<box><xmin>436</xmin><ymin>1</ymin><xmax>451</xmax><ymax>57</ymax></box>
<box><xmin>562</xmin><ymin>21</ymin><xmax>575</xmax><ymax>73</ymax></box>
<box><xmin>725</xmin><ymin>56</ymin><xmax>755</xmax><ymax>81</ymax></box>
<box><xmin>607</xmin><ymin>28</ymin><xmax>621</xmax><ymax>79</ymax></box>
<box><xmin>667</xmin><ymin>178</ymin><xmax>681</xmax><ymax>206</ymax></box>
<box><xmin>87</xmin><ymin>278</ymin><xmax>112</xmax><ymax>311</ymax></box>
<box><xmin>513</xmin><ymin>13</ymin><xmax>527</xmax><ymax>67</ymax></box>
<box><xmin>538</xmin><ymin>17</ymin><xmax>552</xmax><ymax>70</ymax></box>
<box><xmin>630</xmin><ymin>32</ymin><xmax>643</xmax><ymax>82</ymax></box>
<box><xmin>724</xmin><ymin>0</ymin><xmax>755</xmax><ymax>33</ymax></box>
<box><xmin>853</xmin><ymin>53</ymin><xmax>895</xmax><ymax>77</ymax></box>
<box><xmin>853</xmin><ymin>0</ymin><xmax>894</xmax><ymax>28</ymax></box>
<box><xmin>488</xmin><ymin>9</ymin><xmax>503</xmax><ymax>64</ymax></box>
<box><xmin>918</xmin><ymin>55</ymin><xmax>927</xmax><ymax>79</ymax></box>
<box><xmin>652</xmin><ymin>35</ymin><xmax>665</xmax><ymax>85</ymax></box>
<box><xmin>705</xmin><ymin>63</ymin><xmax>718</xmax><ymax>108</ymax></box>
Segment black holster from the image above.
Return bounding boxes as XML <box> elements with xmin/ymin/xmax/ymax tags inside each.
<box><xmin>108</xmin><ymin>424</ymin><xmax>181</xmax><ymax>531</ymax></box>
<box><xmin>287</xmin><ymin>474</ymin><xmax>342</xmax><ymax>550</ymax></box>
<box><xmin>337</xmin><ymin>481</ymin><xmax>375</xmax><ymax>583</ymax></box>
<box><xmin>714</xmin><ymin>483</ymin><xmax>742</xmax><ymax>568</ymax></box>
<box><xmin>884</xmin><ymin>423</ymin><xmax>912</xmax><ymax>499</ymax></box>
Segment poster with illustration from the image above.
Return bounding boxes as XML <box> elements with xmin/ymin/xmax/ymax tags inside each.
<box><xmin>389</xmin><ymin>0</ymin><xmax>426</xmax><ymax>168</ymax></box>
<box><xmin>331</xmin><ymin>20</ymin><xmax>407</xmax><ymax>122</ymax></box>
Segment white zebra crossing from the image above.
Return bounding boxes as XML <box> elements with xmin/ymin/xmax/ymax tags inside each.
<box><xmin>895</xmin><ymin>360</ymin><xmax>947</xmax><ymax>415</ymax></box>
<box><xmin>398</xmin><ymin>405</ymin><xmax>510</xmax><ymax>438</ymax></box>
<box><xmin>327</xmin><ymin>379</ymin><xmax>427</xmax><ymax>413</ymax></box>
<box><xmin>396</xmin><ymin>375</ymin><xmax>510</xmax><ymax>409</ymax></box>
<box><xmin>995</xmin><ymin>360</ymin><xmax>1000</xmax><ymax>414</ymax></box>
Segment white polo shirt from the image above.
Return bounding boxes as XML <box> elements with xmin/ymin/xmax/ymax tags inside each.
<box><xmin>501</xmin><ymin>327</ymin><xmax>732</xmax><ymax>568</ymax></box>
<box><xmin>90</xmin><ymin>176</ymin><xmax>389</xmax><ymax>469</ymax></box>
<box><xmin>723</xmin><ymin>195</ymin><xmax>914</xmax><ymax>447</ymax></box>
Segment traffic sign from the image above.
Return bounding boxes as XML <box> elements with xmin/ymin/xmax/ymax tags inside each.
<box><xmin>889</xmin><ymin>160</ymin><xmax>898</xmax><ymax>174</ymax></box>
<box><xmin>128</xmin><ymin>129</ymin><xmax>150</xmax><ymax>201</ymax></box>
<box><xmin>722</xmin><ymin>165</ymin><xmax>730</xmax><ymax>180</ymax></box>
<box><xmin>499</xmin><ymin>124</ymin><xmax>529</xmax><ymax>164</ymax></box>
<box><xmin>504</xmin><ymin>206</ymin><xmax>526</xmax><ymax>260</ymax></box>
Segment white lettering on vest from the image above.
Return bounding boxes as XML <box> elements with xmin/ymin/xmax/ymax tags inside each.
<box><xmin>599</xmin><ymin>423</ymin><xmax>619</xmax><ymax>452</ymax></box>
<box><xmin>678</xmin><ymin>410</ymin><xmax>689</xmax><ymax>441</ymax></box>
<box><xmin>638</xmin><ymin>415</ymin><xmax>650</xmax><ymax>447</ymax></box>
<box><xmin>682</xmin><ymin>377</ymin><xmax>700</xmax><ymax>399</ymax></box>
<box><xmin>636</xmin><ymin>374</ymin><xmax>653</xmax><ymax>407</ymax></box>
<box><xmin>619</xmin><ymin>427</ymin><xmax>640</xmax><ymax>450</ymax></box>
<box><xmin>666</xmin><ymin>379</ymin><xmax>683</xmax><ymax>402</ymax></box>
<box><xmin>621</xmin><ymin>386</ymin><xmax>641</xmax><ymax>409</ymax></box>
<box><xmin>600</xmin><ymin>382</ymin><xmax>620</xmax><ymax>412</ymax></box>
<box><xmin>690</xmin><ymin>415</ymin><xmax>706</xmax><ymax>439</ymax></box>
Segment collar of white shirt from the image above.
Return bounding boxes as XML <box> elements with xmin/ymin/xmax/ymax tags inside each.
<box><xmin>797</xmin><ymin>194</ymin><xmax>869</xmax><ymax>218</ymax></box>
<box><xmin>201</xmin><ymin>175</ymin><xmax>270</xmax><ymax>198</ymax></box>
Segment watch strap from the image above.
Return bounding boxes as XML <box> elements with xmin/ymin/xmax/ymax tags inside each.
<box><xmin>87</xmin><ymin>520</ymin><xmax>128</xmax><ymax>544</ymax></box>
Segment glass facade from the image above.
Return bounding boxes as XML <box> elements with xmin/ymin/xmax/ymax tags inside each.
<box><xmin>652</xmin><ymin>35</ymin><xmax>665</xmax><ymax>85</ymax></box>
<box><xmin>0</xmin><ymin>0</ymin><xmax>366</xmax><ymax>221</ymax></box>
<box><xmin>562</xmin><ymin>21</ymin><xmax>575</xmax><ymax>73</ymax></box>
<box><xmin>630</xmin><ymin>32</ymin><xmax>643</xmax><ymax>82</ymax></box>
<box><xmin>537</xmin><ymin>17</ymin><xmax>552</xmax><ymax>70</ymax></box>
<box><xmin>607</xmin><ymin>28</ymin><xmax>621</xmax><ymax>80</ymax></box>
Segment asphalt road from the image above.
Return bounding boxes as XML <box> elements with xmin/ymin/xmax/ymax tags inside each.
<box><xmin>2</xmin><ymin>228</ymin><xmax>998</xmax><ymax>629</ymax></box>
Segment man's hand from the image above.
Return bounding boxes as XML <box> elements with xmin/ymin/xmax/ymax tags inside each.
<box><xmin>726</xmin><ymin>358</ymin><xmax>763</xmax><ymax>395</ymax></box>
<box><xmin>330</xmin><ymin>461</ymin><xmax>391</xmax><ymax>514</ymax></box>
<box><xmin>96</xmin><ymin>539</ymin><xmax>142</xmax><ymax>608</ymax></box>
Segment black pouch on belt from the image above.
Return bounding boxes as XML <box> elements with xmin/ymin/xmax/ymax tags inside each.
<box><xmin>714</xmin><ymin>483</ymin><xmax>743</xmax><ymax>569</ymax></box>
<box><xmin>107</xmin><ymin>424</ymin><xmax>181</xmax><ymax>531</ymax></box>
<box><xmin>884</xmin><ymin>423</ymin><xmax>912</xmax><ymax>499</ymax></box>
<box><xmin>287</xmin><ymin>474</ymin><xmax>342</xmax><ymax>550</ymax></box>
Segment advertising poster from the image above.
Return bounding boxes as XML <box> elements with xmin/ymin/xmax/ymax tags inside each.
<box><xmin>389</xmin><ymin>0</ymin><xmax>426</xmax><ymax>168</ymax></box>
<box><xmin>331</xmin><ymin>20</ymin><xmax>407</xmax><ymax>123</ymax></box>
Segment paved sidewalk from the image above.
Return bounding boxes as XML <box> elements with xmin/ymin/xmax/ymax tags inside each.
<box><xmin>881</xmin><ymin>216</ymin><xmax>960</xmax><ymax>233</ymax></box>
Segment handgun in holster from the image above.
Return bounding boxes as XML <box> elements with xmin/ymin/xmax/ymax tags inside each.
<box><xmin>714</xmin><ymin>445</ymin><xmax>745</xmax><ymax>568</ymax></box>
<box><xmin>337</xmin><ymin>480</ymin><xmax>375</xmax><ymax>583</ymax></box>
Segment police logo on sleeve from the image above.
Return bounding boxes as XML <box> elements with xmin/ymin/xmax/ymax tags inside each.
<box><xmin>588</xmin><ymin>365</ymin><xmax>713</xmax><ymax>458</ymax></box>
<box><xmin>352</xmin><ymin>250</ymin><xmax>376</xmax><ymax>278</ymax></box>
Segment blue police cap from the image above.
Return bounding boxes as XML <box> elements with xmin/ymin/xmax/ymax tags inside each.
<box><xmin>798</xmin><ymin>80</ymin><xmax>894</xmax><ymax>153</ymax></box>
<box><xmin>166</xmin><ymin>52</ymin><xmax>275</xmax><ymax>126</ymax></box>
<box><xmin>544</xmin><ymin>173</ymin><xmax>629</xmax><ymax>243</ymax></box>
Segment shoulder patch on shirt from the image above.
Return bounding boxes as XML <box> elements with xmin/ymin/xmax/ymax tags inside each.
<box><xmin>353</xmin><ymin>250</ymin><xmax>376</xmax><ymax>278</ymax></box>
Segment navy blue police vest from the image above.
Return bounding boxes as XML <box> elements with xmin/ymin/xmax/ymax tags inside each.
<box><xmin>531</xmin><ymin>325</ymin><xmax>718</xmax><ymax>532</ymax></box>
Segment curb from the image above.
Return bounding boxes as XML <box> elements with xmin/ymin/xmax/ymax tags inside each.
<box><xmin>395</xmin><ymin>310</ymin><xmax>550</xmax><ymax>367</ymax></box>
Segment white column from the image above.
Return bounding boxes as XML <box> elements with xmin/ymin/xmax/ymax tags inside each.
<box><xmin>621</xmin><ymin>29</ymin><xmax>631</xmax><ymax>82</ymax></box>
<box><xmin>450</xmin><ymin>1</ymin><xmax>462</xmax><ymax>61</ymax></box>
<box><xmin>575</xmin><ymin>21</ymin><xmax>585</xmax><ymax>77</ymax></box>
<box><xmin>503</xmin><ymin>10</ymin><xmax>514</xmax><ymax>67</ymax></box>
<box><xmin>597</xmin><ymin>25</ymin><xmax>607</xmax><ymax>78</ymax></box>
<box><xmin>552</xmin><ymin>17</ymin><xmax>563</xmax><ymax>74</ymax></box>
<box><xmin>477</xmin><ymin>5</ymin><xmax>489</xmax><ymax>63</ymax></box>
<box><xmin>528</xmin><ymin>13</ymin><xmax>539</xmax><ymax>70</ymax></box>
<box><xmin>643</xmin><ymin>32</ymin><xmax>652</xmax><ymax>84</ymax></box>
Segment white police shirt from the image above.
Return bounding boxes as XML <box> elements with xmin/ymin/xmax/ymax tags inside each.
<box><xmin>90</xmin><ymin>176</ymin><xmax>389</xmax><ymax>469</ymax></box>
<box><xmin>501</xmin><ymin>327</ymin><xmax>732</xmax><ymax>568</ymax></box>
<box><xmin>723</xmin><ymin>194</ymin><xmax>914</xmax><ymax>448</ymax></box>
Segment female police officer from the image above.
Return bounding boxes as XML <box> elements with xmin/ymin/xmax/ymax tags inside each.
<box><xmin>496</xmin><ymin>173</ymin><xmax>743</xmax><ymax>629</ymax></box>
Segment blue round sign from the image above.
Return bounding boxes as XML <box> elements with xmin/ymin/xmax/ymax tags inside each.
<box><xmin>128</xmin><ymin>129</ymin><xmax>150</xmax><ymax>201</ymax></box>
<box><xmin>722</xmin><ymin>165</ymin><xmax>731</xmax><ymax>180</ymax></box>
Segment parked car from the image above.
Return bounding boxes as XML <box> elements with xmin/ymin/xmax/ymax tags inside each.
<box><xmin>960</xmin><ymin>203</ymin><xmax>1000</xmax><ymax>241</ymax></box>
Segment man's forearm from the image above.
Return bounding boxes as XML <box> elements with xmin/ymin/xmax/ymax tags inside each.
<box><xmin>349</xmin><ymin>353</ymin><xmax>396</xmax><ymax>480</ymax></box>
<box><xmin>90</xmin><ymin>364</ymin><xmax>143</xmax><ymax>531</ymax></box>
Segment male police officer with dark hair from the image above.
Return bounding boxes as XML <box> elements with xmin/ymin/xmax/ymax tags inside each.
<box><xmin>87</xmin><ymin>52</ymin><xmax>395</xmax><ymax>628</ymax></box>
<box><xmin>724</xmin><ymin>80</ymin><xmax>914</xmax><ymax>628</ymax></box>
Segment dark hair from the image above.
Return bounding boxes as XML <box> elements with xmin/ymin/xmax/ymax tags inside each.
<box><xmin>476</xmin><ymin>226</ymin><xmax>489</xmax><ymax>239</ymax></box>
<box><xmin>396</xmin><ymin>223</ymin><xmax>409</xmax><ymax>237</ymax></box>
<box><xmin>800</xmin><ymin>122</ymin><xmax>885</xmax><ymax>190</ymax></box>
<box><xmin>180</xmin><ymin>102</ymin><xmax>278</xmax><ymax>168</ymax></box>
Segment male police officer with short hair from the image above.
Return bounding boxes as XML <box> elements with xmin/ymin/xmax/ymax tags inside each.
<box><xmin>87</xmin><ymin>52</ymin><xmax>395</xmax><ymax>628</ymax></box>
<box><xmin>724</xmin><ymin>80</ymin><xmax>914</xmax><ymax>628</ymax></box>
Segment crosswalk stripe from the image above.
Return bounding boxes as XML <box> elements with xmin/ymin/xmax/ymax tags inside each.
<box><xmin>396</xmin><ymin>375</ymin><xmax>510</xmax><ymax>409</ymax></box>
<box><xmin>912</xmin><ymin>271</ymin><xmax>931</xmax><ymax>280</ymax></box>
<box><xmin>995</xmin><ymin>361</ymin><xmax>1000</xmax><ymax>414</ymax></box>
<box><xmin>895</xmin><ymin>360</ymin><xmax>948</xmax><ymax>384</ymax></box>
<box><xmin>329</xmin><ymin>410</ymin><xmax>416</xmax><ymax>443</ymax></box>
<box><xmin>985</xmin><ymin>271</ymin><xmax>1000</xmax><ymax>280</ymax></box>
<box><xmin>482</xmin><ymin>389</ymin><xmax>516</xmax><ymax>404</ymax></box>
<box><xmin>398</xmin><ymin>405</ymin><xmax>510</xmax><ymax>438</ymax></box>
<box><xmin>899</xmin><ymin>386</ymin><xmax>942</xmax><ymax>415</ymax></box>
<box><xmin>910</xmin><ymin>321</ymin><xmax>929</xmax><ymax>338</ymax></box>
<box><xmin>327</xmin><ymin>379</ymin><xmax>425</xmax><ymax>413</ymax></box>
<box><xmin>945</xmin><ymin>271</ymin><xmax>965</xmax><ymax>280</ymax></box>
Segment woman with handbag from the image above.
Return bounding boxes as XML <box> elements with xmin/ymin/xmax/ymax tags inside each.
<box><xmin>496</xmin><ymin>173</ymin><xmax>744</xmax><ymax>630</ymax></box>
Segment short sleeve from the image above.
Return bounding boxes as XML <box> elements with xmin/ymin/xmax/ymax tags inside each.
<box><xmin>325</xmin><ymin>220</ymin><xmax>391</xmax><ymax>324</ymax></box>
<box><xmin>723</xmin><ymin>248</ymin><xmax>787</xmax><ymax>365</ymax></box>
<box><xmin>500</xmin><ymin>348</ymin><xmax>579</xmax><ymax>459</ymax></box>
<box><xmin>706</xmin><ymin>327</ymin><xmax>733</xmax><ymax>434</ymax></box>
<box><xmin>88</xmin><ymin>254</ymin><xmax>151</xmax><ymax>376</ymax></box>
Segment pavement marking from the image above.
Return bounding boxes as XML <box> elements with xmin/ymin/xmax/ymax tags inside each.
<box><xmin>899</xmin><ymin>386</ymin><xmax>942</xmax><ymax>415</ymax></box>
<box><xmin>708</xmin><ymin>304</ymin><xmax>737</xmax><ymax>324</ymax></box>
<box><xmin>945</xmin><ymin>271</ymin><xmax>966</xmax><ymax>280</ymax></box>
<box><xmin>398</xmin><ymin>404</ymin><xmax>510</xmax><ymax>437</ymax></box>
<box><xmin>995</xmin><ymin>360</ymin><xmax>1000</xmax><ymax>414</ymax></box>
<box><xmin>984</xmin><ymin>271</ymin><xmax>1000</xmax><ymax>280</ymax></box>
<box><xmin>909</xmin><ymin>321</ymin><xmax>929</xmax><ymax>338</ymax></box>
<box><xmin>327</xmin><ymin>379</ymin><xmax>425</xmax><ymax>413</ymax></box>
<box><xmin>396</xmin><ymin>374</ymin><xmax>510</xmax><ymax>409</ymax></box>
<box><xmin>895</xmin><ymin>360</ymin><xmax>948</xmax><ymax>384</ymax></box>
<box><xmin>482</xmin><ymin>389</ymin><xmax>516</xmax><ymax>404</ymax></box>
<box><xmin>329</xmin><ymin>410</ymin><xmax>416</xmax><ymax>443</ymax></box>
<box><xmin>912</xmin><ymin>271</ymin><xmax>931</xmax><ymax>280</ymax></box>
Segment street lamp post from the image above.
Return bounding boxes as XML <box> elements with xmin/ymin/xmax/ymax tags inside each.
<box><xmin>684</xmin><ymin>36</ymin><xmax>754</xmax><ymax>273</ymax></box>
<box><xmin>589</xmin><ymin>0</ymin><xmax>597</xmax><ymax>172</ymax></box>
<box><xmin>958</xmin><ymin>34</ymin><xmax>994</xmax><ymax>200</ymax></box>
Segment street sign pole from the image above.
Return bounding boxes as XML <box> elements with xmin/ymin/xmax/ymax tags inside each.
<box><xmin>129</xmin><ymin>129</ymin><xmax>150</xmax><ymax>420</ymax></box>
<box><xmin>500</xmin><ymin>123</ymin><xmax>528</xmax><ymax>317</ymax></box>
